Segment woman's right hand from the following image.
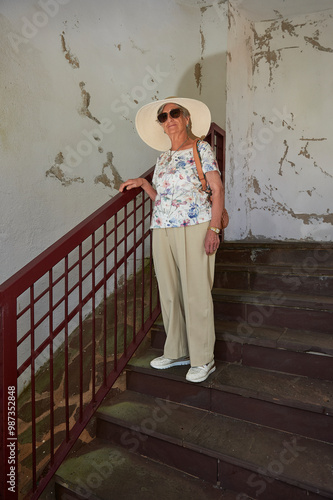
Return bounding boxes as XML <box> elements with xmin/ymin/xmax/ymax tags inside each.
<box><xmin>119</xmin><ymin>177</ymin><xmax>157</xmax><ymax>201</ymax></box>
<box><xmin>119</xmin><ymin>178</ymin><xmax>145</xmax><ymax>192</ymax></box>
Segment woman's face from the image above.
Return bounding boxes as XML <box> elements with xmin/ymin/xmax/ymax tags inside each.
<box><xmin>159</xmin><ymin>103</ymin><xmax>190</xmax><ymax>137</ymax></box>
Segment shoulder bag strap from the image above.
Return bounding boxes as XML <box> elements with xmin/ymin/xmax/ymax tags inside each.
<box><xmin>193</xmin><ymin>139</ymin><xmax>207</xmax><ymax>192</ymax></box>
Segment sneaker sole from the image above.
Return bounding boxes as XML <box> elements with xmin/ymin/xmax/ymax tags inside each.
<box><xmin>150</xmin><ymin>359</ymin><xmax>191</xmax><ymax>370</ymax></box>
<box><xmin>186</xmin><ymin>364</ymin><xmax>216</xmax><ymax>383</ymax></box>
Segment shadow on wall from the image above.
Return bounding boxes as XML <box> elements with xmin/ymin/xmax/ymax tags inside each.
<box><xmin>175</xmin><ymin>52</ymin><xmax>227</xmax><ymax>129</ymax></box>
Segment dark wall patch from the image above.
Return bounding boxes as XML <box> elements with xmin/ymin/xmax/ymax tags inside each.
<box><xmin>79</xmin><ymin>82</ymin><xmax>101</xmax><ymax>124</ymax></box>
<box><xmin>252</xmin><ymin>177</ymin><xmax>261</xmax><ymax>195</ymax></box>
<box><xmin>278</xmin><ymin>140</ymin><xmax>289</xmax><ymax>176</ymax></box>
<box><xmin>298</xmin><ymin>142</ymin><xmax>311</xmax><ymax>160</ymax></box>
<box><xmin>298</xmin><ymin>141</ymin><xmax>333</xmax><ymax>179</ymax></box>
<box><xmin>304</xmin><ymin>31</ymin><xmax>333</xmax><ymax>52</ymax></box>
<box><xmin>281</xmin><ymin>20</ymin><xmax>299</xmax><ymax>37</ymax></box>
<box><xmin>94</xmin><ymin>152</ymin><xmax>124</xmax><ymax>191</ymax></box>
<box><xmin>194</xmin><ymin>62</ymin><xmax>202</xmax><ymax>93</ymax></box>
<box><xmin>46</xmin><ymin>152</ymin><xmax>84</xmax><ymax>186</ymax></box>
<box><xmin>60</xmin><ymin>32</ymin><xmax>80</xmax><ymax>69</ymax></box>
<box><xmin>252</xmin><ymin>20</ymin><xmax>302</xmax><ymax>87</ymax></box>
<box><xmin>200</xmin><ymin>26</ymin><xmax>206</xmax><ymax>56</ymax></box>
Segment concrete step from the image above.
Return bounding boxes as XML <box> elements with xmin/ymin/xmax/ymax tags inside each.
<box><xmin>96</xmin><ymin>390</ymin><xmax>333</xmax><ymax>500</ymax></box>
<box><xmin>54</xmin><ymin>440</ymin><xmax>242</xmax><ymax>500</ymax></box>
<box><xmin>151</xmin><ymin>317</ymin><xmax>333</xmax><ymax>380</ymax></box>
<box><xmin>126</xmin><ymin>348</ymin><xmax>333</xmax><ymax>443</ymax></box>
<box><xmin>215</xmin><ymin>326</ymin><xmax>333</xmax><ymax>382</ymax></box>
<box><xmin>212</xmin><ymin>288</ymin><xmax>333</xmax><ymax>335</ymax></box>
<box><xmin>214</xmin><ymin>319</ymin><xmax>333</xmax><ymax>356</ymax></box>
<box><xmin>214</xmin><ymin>263</ymin><xmax>333</xmax><ymax>296</ymax></box>
<box><xmin>216</xmin><ymin>242</ymin><xmax>333</xmax><ymax>268</ymax></box>
<box><xmin>214</xmin><ymin>320</ymin><xmax>333</xmax><ymax>380</ymax></box>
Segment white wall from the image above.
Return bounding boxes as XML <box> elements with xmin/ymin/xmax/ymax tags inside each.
<box><xmin>0</xmin><ymin>0</ymin><xmax>228</xmax><ymax>285</ymax></box>
<box><xmin>226</xmin><ymin>2</ymin><xmax>333</xmax><ymax>241</ymax></box>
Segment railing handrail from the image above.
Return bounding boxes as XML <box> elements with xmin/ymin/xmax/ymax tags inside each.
<box><xmin>0</xmin><ymin>123</ymin><xmax>225</xmax><ymax>500</ymax></box>
<box><xmin>0</xmin><ymin>168</ymin><xmax>154</xmax><ymax>299</ymax></box>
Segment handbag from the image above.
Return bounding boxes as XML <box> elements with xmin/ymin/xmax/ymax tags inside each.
<box><xmin>193</xmin><ymin>139</ymin><xmax>229</xmax><ymax>230</ymax></box>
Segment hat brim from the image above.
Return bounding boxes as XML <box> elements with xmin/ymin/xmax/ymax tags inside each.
<box><xmin>135</xmin><ymin>97</ymin><xmax>211</xmax><ymax>151</ymax></box>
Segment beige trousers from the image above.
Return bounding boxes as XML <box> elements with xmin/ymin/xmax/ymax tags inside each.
<box><xmin>152</xmin><ymin>222</ymin><xmax>216</xmax><ymax>367</ymax></box>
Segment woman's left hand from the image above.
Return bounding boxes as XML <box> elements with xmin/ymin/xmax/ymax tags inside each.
<box><xmin>205</xmin><ymin>229</ymin><xmax>220</xmax><ymax>255</ymax></box>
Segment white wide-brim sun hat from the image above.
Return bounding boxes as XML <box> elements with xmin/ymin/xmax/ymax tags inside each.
<box><xmin>135</xmin><ymin>97</ymin><xmax>211</xmax><ymax>151</ymax></box>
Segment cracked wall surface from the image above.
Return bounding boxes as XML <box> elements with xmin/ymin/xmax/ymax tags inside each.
<box><xmin>226</xmin><ymin>3</ymin><xmax>333</xmax><ymax>241</ymax></box>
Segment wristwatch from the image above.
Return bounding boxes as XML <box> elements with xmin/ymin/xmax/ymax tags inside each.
<box><xmin>209</xmin><ymin>226</ymin><xmax>221</xmax><ymax>234</ymax></box>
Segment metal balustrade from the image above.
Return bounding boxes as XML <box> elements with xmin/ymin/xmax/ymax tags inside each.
<box><xmin>0</xmin><ymin>123</ymin><xmax>225</xmax><ymax>499</ymax></box>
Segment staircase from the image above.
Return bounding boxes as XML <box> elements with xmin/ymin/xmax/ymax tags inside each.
<box><xmin>54</xmin><ymin>242</ymin><xmax>333</xmax><ymax>500</ymax></box>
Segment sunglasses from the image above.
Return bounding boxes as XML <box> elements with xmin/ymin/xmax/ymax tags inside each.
<box><xmin>157</xmin><ymin>107</ymin><xmax>182</xmax><ymax>123</ymax></box>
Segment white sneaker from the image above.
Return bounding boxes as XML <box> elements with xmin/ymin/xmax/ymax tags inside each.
<box><xmin>150</xmin><ymin>355</ymin><xmax>191</xmax><ymax>370</ymax></box>
<box><xmin>186</xmin><ymin>360</ymin><xmax>216</xmax><ymax>383</ymax></box>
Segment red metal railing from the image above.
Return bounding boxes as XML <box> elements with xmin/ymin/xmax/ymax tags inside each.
<box><xmin>205</xmin><ymin>122</ymin><xmax>226</xmax><ymax>188</ymax></box>
<box><xmin>0</xmin><ymin>168</ymin><xmax>160</xmax><ymax>499</ymax></box>
<box><xmin>205</xmin><ymin>122</ymin><xmax>226</xmax><ymax>240</ymax></box>
<box><xmin>0</xmin><ymin>123</ymin><xmax>225</xmax><ymax>500</ymax></box>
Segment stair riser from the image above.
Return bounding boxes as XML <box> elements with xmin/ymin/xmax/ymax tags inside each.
<box><xmin>241</xmin><ymin>344</ymin><xmax>333</xmax><ymax>380</ymax></box>
<box><xmin>126</xmin><ymin>371</ymin><xmax>333</xmax><ymax>443</ymax></box>
<box><xmin>151</xmin><ymin>329</ymin><xmax>333</xmax><ymax>380</ymax></box>
<box><xmin>97</xmin><ymin>419</ymin><xmax>218</xmax><ymax>484</ymax></box>
<box><xmin>220</xmin><ymin>342</ymin><xmax>333</xmax><ymax>380</ymax></box>
<box><xmin>214</xmin><ymin>300</ymin><xmax>333</xmax><ymax>335</ymax></box>
<box><xmin>96</xmin><ymin>417</ymin><xmax>326</xmax><ymax>500</ymax></box>
<box><xmin>55</xmin><ymin>484</ymin><xmax>82</xmax><ymax>500</ymax></box>
<box><xmin>214</xmin><ymin>270</ymin><xmax>333</xmax><ymax>296</ymax></box>
<box><xmin>216</xmin><ymin>247</ymin><xmax>333</xmax><ymax>268</ymax></box>
<box><xmin>219</xmin><ymin>461</ymin><xmax>325</xmax><ymax>500</ymax></box>
<box><xmin>211</xmin><ymin>389</ymin><xmax>333</xmax><ymax>443</ymax></box>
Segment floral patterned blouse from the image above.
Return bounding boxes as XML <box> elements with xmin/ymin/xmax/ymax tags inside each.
<box><xmin>151</xmin><ymin>141</ymin><xmax>219</xmax><ymax>229</ymax></box>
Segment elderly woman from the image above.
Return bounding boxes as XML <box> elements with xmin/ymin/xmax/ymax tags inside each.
<box><xmin>119</xmin><ymin>97</ymin><xmax>224</xmax><ymax>383</ymax></box>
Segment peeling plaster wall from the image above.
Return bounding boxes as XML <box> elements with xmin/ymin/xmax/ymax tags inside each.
<box><xmin>0</xmin><ymin>0</ymin><xmax>228</xmax><ymax>285</ymax></box>
<box><xmin>226</xmin><ymin>4</ymin><xmax>333</xmax><ymax>241</ymax></box>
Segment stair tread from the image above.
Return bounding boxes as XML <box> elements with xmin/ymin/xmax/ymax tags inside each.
<box><xmin>97</xmin><ymin>390</ymin><xmax>333</xmax><ymax>497</ymax></box>
<box><xmin>214</xmin><ymin>320</ymin><xmax>333</xmax><ymax>356</ymax></box>
<box><xmin>152</xmin><ymin>317</ymin><xmax>333</xmax><ymax>356</ymax></box>
<box><xmin>55</xmin><ymin>439</ymin><xmax>240</xmax><ymax>500</ymax></box>
<box><xmin>213</xmin><ymin>362</ymin><xmax>333</xmax><ymax>414</ymax></box>
<box><xmin>128</xmin><ymin>348</ymin><xmax>333</xmax><ymax>415</ymax></box>
<box><xmin>212</xmin><ymin>287</ymin><xmax>333</xmax><ymax>309</ymax></box>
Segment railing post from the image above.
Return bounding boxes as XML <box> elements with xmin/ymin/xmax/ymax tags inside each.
<box><xmin>0</xmin><ymin>297</ymin><xmax>18</xmax><ymax>500</ymax></box>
